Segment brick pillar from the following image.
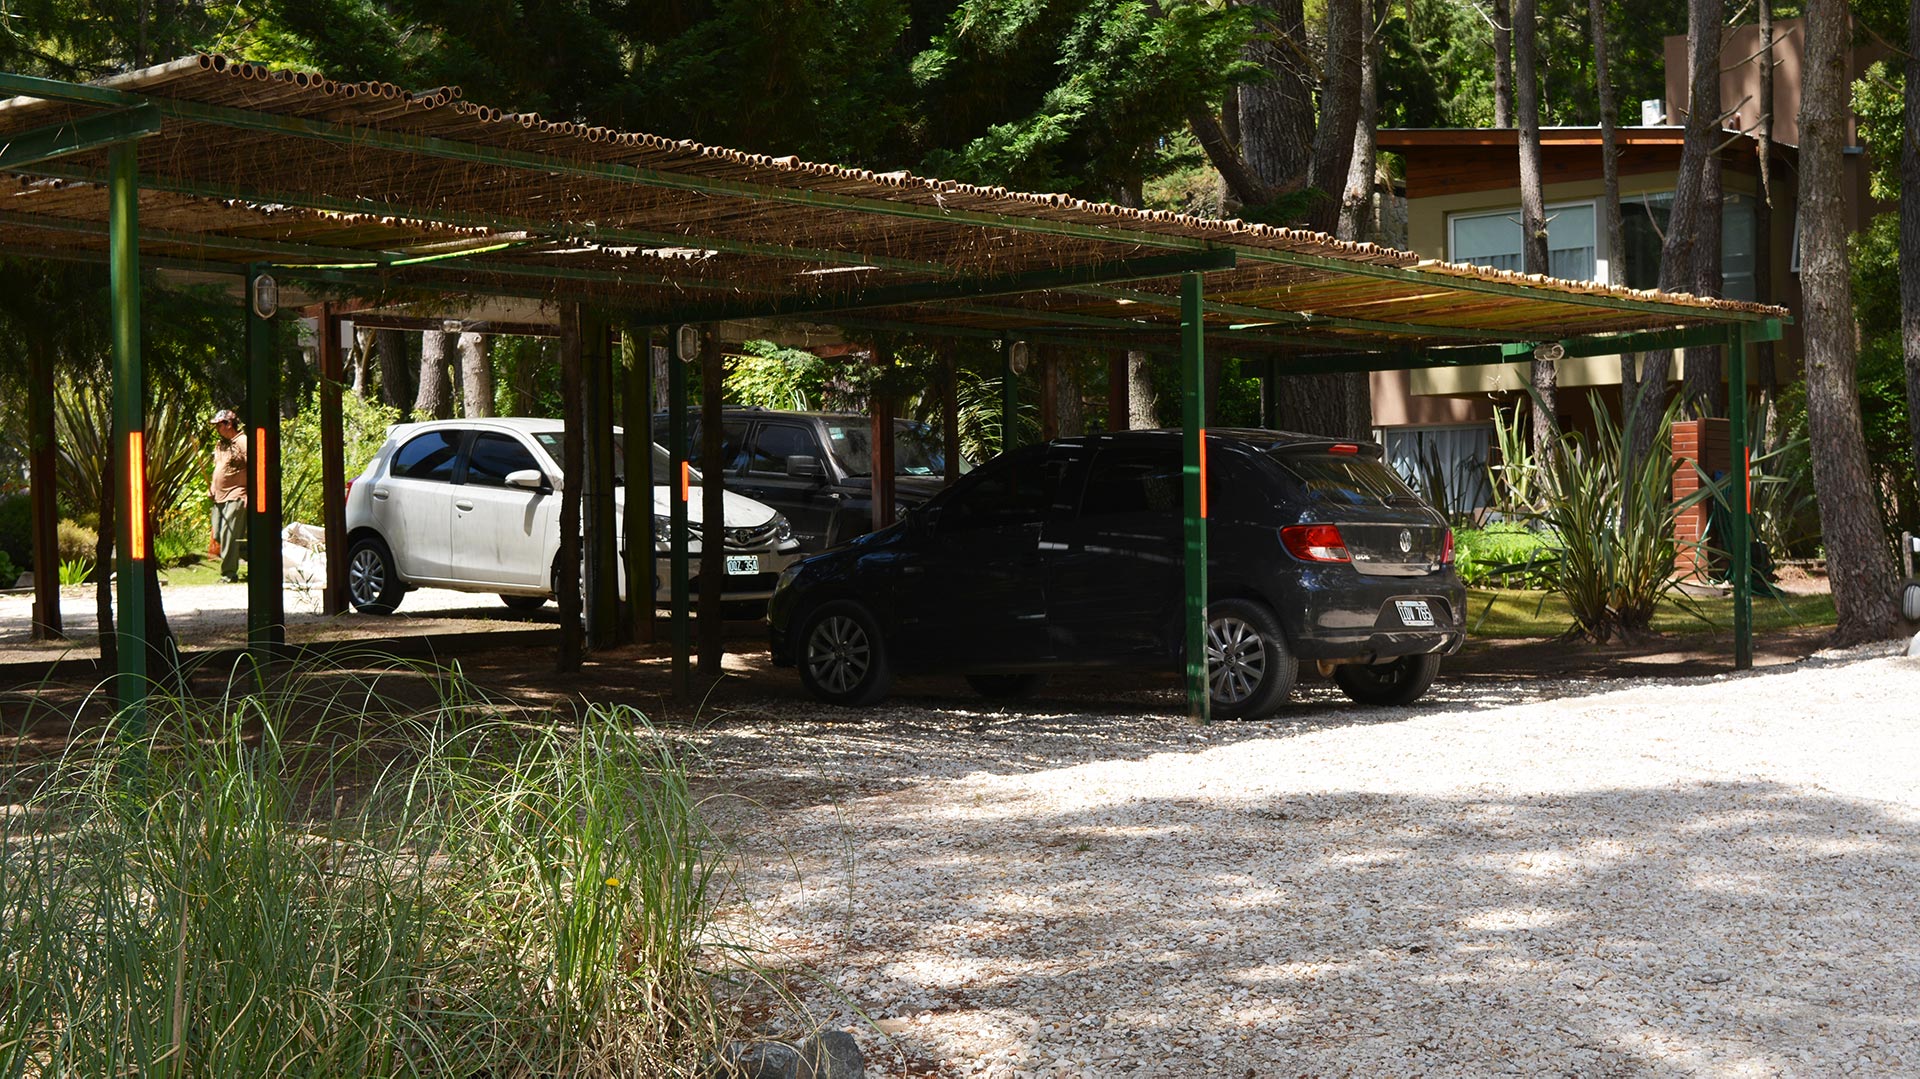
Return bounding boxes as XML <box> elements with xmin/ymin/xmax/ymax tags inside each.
<box><xmin>1672</xmin><ymin>418</ymin><xmax>1730</xmax><ymax>579</ymax></box>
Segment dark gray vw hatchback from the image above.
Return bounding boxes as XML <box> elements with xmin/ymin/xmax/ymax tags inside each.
<box><xmin>767</xmin><ymin>429</ymin><xmax>1466</xmax><ymax>719</ymax></box>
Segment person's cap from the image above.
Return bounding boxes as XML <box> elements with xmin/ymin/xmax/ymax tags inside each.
<box><xmin>210</xmin><ymin>408</ymin><xmax>239</xmax><ymax>426</ymax></box>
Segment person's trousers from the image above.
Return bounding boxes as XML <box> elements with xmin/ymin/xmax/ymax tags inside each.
<box><xmin>212</xmin><ymin>498</ymin><xmax>245</xmax><ymax>580</ymax></box>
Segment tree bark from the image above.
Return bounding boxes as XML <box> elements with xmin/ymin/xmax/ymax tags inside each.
<box><xmin>1238</xmin><ymin>0</ymin><xmax>1315</xmax><ymax>199</ymax></box>
<box><xmin>1591</xmin><ymin>0</ymin><xmax>1638</xmax><ymax>438</ymax></box>
<box><xmin>1337</xmin><ymin>0</ymin><xmax>1384</xmax><ymax>242</ymax></box>
<box><xmin>458</xmin><ymin>332</ymin><xmax>494</xmax><ymax>418</ymax></box>
<box><xmin>556</xmin><ymin>309</ymin><xmax>584</xmax><ymax>672</ymax></box>
<box><xmin>1188</xmin><ymin>105</ymin><xmax>1273</xmax><ymax>208</ymax></box>
<box><xmin>1754</xmin><ymin>0</ymin><xmax>1778</xmax><ymax>442</ymax></box>
<box><xmin>1903</xmin><ymin>0</ymin><xmax>1920</xmax><ymax>492</ymax></box>
<box><xmin>1493</xmin><ymin>0</ymin><xmax>1515</xmax><ymax>128</ymax></box>
<box><xmin>350</xmin><ymin>328</ymin><xmax>371</xmax><ymax>399</ymax></box>
<box><xmin>1127</xmin><ymin>350</ymin><xmax>1159</xmax><ymax>429</ymax></box>
<box><xmin>374</xmin><ymin>328</ymin><xmax>411</xmax><ymax>409</ymax></box>
<box><xmin>1799</xmin><ymin>0</ymin><xmax>1902</xmax><ymax>644</ymax></box>
<box><xmin>413</xmin><ymin>331</ymin><xmax>454</xmax><ymax>419</ymax></box>
<box><xmin>1515</xmin><ymin>0</ymin><xmax>1556</xmax><ymax>462</ymax></box>
<box><xmin>1629</xmin><ymin>0</ymin><xmax>1724</xmax><ymax>465</ymax></box>
<box><xmin>1685</xmin><ymin>75</ymin><xmax>1727</xmax><ymax>418</ymax></box>
<box><xmin>1304</xmin><ymin>0</ymin><xmax>1364</xmax><ymax>234</ymax></box>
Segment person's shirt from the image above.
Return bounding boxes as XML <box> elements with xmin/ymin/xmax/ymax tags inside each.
<box><xmin>211</xmin><ymin>432</ymin><xmax>248</xmax><ymax>504</ymax></box>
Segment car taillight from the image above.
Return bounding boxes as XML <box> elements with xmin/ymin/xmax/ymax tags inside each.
<box><xmin>1442</xmin><ymin>528</ymin><xmax>1455</xmax><ymax>565</ymax></box>
<box><xmin>345</xmin><ymin>479</ymin><xmax>354</xmax><ymax>501</ymax></box>
<box><xmin>1281</xmin><ymin>523</ymin><xmax>1350</xmax><ymax>563</ymax></box>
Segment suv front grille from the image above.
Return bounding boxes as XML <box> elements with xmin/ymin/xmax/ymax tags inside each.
<box><xmin>722</xmin><ymin>522</ymin><xmax>780</xmax><ymax>549</ymax></box>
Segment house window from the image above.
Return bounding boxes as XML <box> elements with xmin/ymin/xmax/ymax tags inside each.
<box><xmin>1380</xmin><ymin>424</ymin><xmax>1494</xmax><ymax>519</ymax></box>
<box><xmin>1448</xmin><ymin>202</ymin><xmax>1598</xmax><ymax>281</ymax></box>
<box><xmin>1618</xmin><ymin>192</ymin><xmax>1757</xmax><ymax>299</ymax></box>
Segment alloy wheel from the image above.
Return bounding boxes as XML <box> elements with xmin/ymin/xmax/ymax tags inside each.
<box><xmin>348</xmin><ymin>546</ymin><xmax>385</xmax><ymax>606</ymax></box>
<box><xmin>806</xmin><ymin>614</ymin><xmax>872</xmax><ymax>695</ymax></box>
<box><xmin>1207</xmin><ymin>615</ymin><xmax>1267</xmax><ymax>705</ymax></box>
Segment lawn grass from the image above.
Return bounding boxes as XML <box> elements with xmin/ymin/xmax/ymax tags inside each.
<box><xmin>1466</xmin><ymin>587</ymin><xmax>1839</xmax><ymax>639</ymax></box>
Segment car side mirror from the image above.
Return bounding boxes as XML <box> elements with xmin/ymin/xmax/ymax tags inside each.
<box><xmin>506</xmin><ymin>469</ymin><xmax>550</xmax><ymax>492</ymax></box>
<box><xmin>786</xmin><ymin>454</ymin><xmax>826</xmax><ymax>481</ymax></box>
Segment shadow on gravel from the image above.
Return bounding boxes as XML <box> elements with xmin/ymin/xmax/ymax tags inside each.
<box><xmin>747</xmin><ymin>777</ymin><xmax>1920</xmax><ymax>1076</ymax></box>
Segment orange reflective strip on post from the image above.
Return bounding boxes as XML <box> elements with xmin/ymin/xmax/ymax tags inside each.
<box><xmin>1198</xmin><ymin>427</ymin><xmax>1209</xmax><ymax>520</ymax></box>
<box><xmin>254</xmin><ymin>426</ymin><xmax>270</xmax><ymax>511</ymax></box>
<box><xmin>1745</xmin><ymin>447</ymin><xmax>1752</xmax><ymax>514</ymax></box>
<box><xmin>680</xmin><ymin>461</ymin><xmax>691</xmax><ymax>502</ymax></box>
<box><xmin>126</xmin><ymin>430</ymin><xmax>147</xmax><ymax>560</ymax></box>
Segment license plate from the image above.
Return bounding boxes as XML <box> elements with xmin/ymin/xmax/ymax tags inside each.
<box><xmin>1395</xmin><ymin>599</ymin><xmax>1435</xmax><ymax>627</ymax></box>
<box><xmin>725</xmin><ymin>555</ymin><xmax>760</xmax><ymax>576</ymax></box>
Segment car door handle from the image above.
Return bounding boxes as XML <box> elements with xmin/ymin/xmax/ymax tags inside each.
<box><xmin>372</xmin><ymin>488</ymin><xmax>390</xmax><ymax>501</ymax></box>
<box><xmin>454</xmin><ymin>500</ymin><xmax>474</xmax><ymax>511</ymax></box>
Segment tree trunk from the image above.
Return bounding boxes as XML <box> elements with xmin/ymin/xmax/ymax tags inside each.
<box><xmin>1685</xmin><ymin>122</ymin><xmax>1726</xmax><ymax>416</ymax></box>
<box><xmin>1304</xmin><ymin>0</ymin><xmax>1363</xmax><ymax>234</ymax></box>
<box><xmin>1515</xmin><ymin>0</ymin><xmax>1556</xmax><ymax>461</ymax></box>
<box><xmin>459</xmin><ymin>332</ymin><xmax>495</xmax><ymax>418</ymax></box>
<box><xmin>1336</xmin><ymin>0</ymin><xmax>1384</xmax><ymax>242</ymax></box>
<box><xmin>1238</xmin><ymin>0</ymin><xmax>1314</xmax><ymax>199</ymax></box>
<box><xmin>1799</xmin><ymin>0</ymin><xmax>1902</xmax><ymax>644</ymax></box>
<box><xmin>350</xmin><ymin>328</ymin><xmax>371</xmax><ymax>399</ymax></box>
<box><xmin>95</xmin><ymin>421</ymin><xmax>115</xmax><ymax>670</ymax></box>
<box><xmin>1903</xmin><ymin>0</ymin><xmax>1920</xmax><ymax>492</ymax></box>
<box><xmin>556</xmin><ymin>309</ymin><xmax>585</xmax><ymax>673</ymax></box>
<box><xmin>1493</xmin><ymin>0</ymin><xmax>1514</xmax><ymax>128</ymax></box>
<box><xmin>1053</xmin><ymin>351</ymin><xmax>1085</xmax><ymax>437</ymax></box>
<box><xmin>1754</xmin><ymin>0</ymin><xmax>1778</xmax><ymax>443</ymax></box>
<box><xmin>1629</xmin><ymin>0</ymin><xmax>1723</xmax><ymax>465</ymax></box>
<box><xmin>375</xmin><ymin>328</ymin><xmax>411</xmax><ymax>409</ymax></box>
<box><xmin>413</xmin><ymin>330</ymin><xmax>454</xmax><ymax>420</ymax></box>
<box><xmin>1127</xmin><ymin>350</ymin><xmax>1159</xmax><ymax>429</ymax></box>
<box><xmin>1591</xmin><ymin>0</ymin><xmax>1638</xmax><ymax>439</ymax></box>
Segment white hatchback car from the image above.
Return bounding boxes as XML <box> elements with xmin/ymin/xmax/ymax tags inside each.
<box><xmin>343</xmin><ymin>418</ymin><xmax>802</xmax><ymax>614</ymax></box>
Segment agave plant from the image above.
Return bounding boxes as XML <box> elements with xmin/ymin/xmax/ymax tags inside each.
<box><xmin>1486</xmin><ymin>404</ymin><xmax>1540</xmax><ymax>516</ymax></box>
<box><xmin>1520</xmin><ymin>392</ymin><xmax>1707</xmax><ymax>642</ymax></box>
<box><xmin>54</xmin><ymin>375</ymin><xmax>204</xmax><ymax>522</ymax></box>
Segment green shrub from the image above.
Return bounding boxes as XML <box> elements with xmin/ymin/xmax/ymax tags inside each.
<box><xmin>0</xmin><ymin>665</ymin><xmax>746</xmax><ymax>1077</ymax></box>
<box><xmin>281</xmin><ymin>391</ymin><xmax>401</xmax><ymax>526</ymax></box>
<box><xmin>56</xmin><ymin>517</ymin><xmax>97</xmax><ymax>564</ymax></box>
<box><xmin>1454</xmin><ymin>523</ymin><xmax>1546</xmax><ymax>587</ymax></box>
<box><xmin>0</xmin><ymin>493</ymin><xmax>29</xmax><ymax>569</ymax></box>
<box><xmin>0</xmin><ymin>548</ymin><xmax>17</xmax><ymax>587</ymax></box>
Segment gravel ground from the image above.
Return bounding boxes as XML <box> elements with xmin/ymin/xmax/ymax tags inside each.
<box><xmin>694</xmin><ymin>644</ymin><xmax>1920</xmax><ymax>1077</ymax></box>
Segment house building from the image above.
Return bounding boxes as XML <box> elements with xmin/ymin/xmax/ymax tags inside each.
<box><xmin>1368</xmin><ymin>17</ymin><xmax>1885</xmax><ymax>515</ymax></box>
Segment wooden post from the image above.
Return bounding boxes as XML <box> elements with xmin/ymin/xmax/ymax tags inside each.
<box><xmin>28</xmin><ymin>337</ymin><xmax>60</xmax><ymax>639</ymax></box>
<box><xmin>583</xmin><ymin>310</ymin><xmax>619</xmax><ymax>648</ymax></box>
<box><xmin>1106</xmin><ymin>351</ymin><xmax>1128</xmax><ymax>432</ymax></box>
<box><xmin>555</xmin><ymin>304</ymin><xmax>585</xmax><ymax>673</ymax></box>
<box><xmin>319</xmin><ymin>308</ymin><xmax>349</xmax><ymax>615</ymax></box>
<box><xmin>698</xmin><ymin>327</ymin><xmax>727</xmax><ymax>685</ymax></box>
<box><xmin>870</xmin><ymin>343</ymin><xmax>896</xmax><ymax>531</ymax></box>
<box><xmin>668</xmin><ymin>330</ymin><xmax>691</xmax><ymax>698</ymax></box>
<box><xmin>621</xmin><ymin>327</ymin><xmax>657</xmax><ymax>645</ymax></box>
<box><xmin>1039</xmin><ymin>344</ymin><xmax>1059</xmax><ymax>442</ymax></box>
<box><xmin>1001</xmin><ymin>335</ymin><xmax>1019</xmax><ymax>456</ymax></box>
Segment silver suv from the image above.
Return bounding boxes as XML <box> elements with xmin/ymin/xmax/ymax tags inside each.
<box><xmin>343</xmin><ymin>418</ymin><xmax>802</xmax><ymax>614</ymax></box>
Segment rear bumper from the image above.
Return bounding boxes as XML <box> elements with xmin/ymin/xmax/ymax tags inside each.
<box><xmin>1272</xmin><ymin>565</ymin><xmax>1466</xmax><ymax>662</ymax></box>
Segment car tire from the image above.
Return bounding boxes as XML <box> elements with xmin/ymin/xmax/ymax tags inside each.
<box><xmin>965</xmin><ymin>673</ymin><xmax>1050</xmax><ymax>700</ymax></box>
<box><xmin>1205</xmin><ymin>598</ymin><xmax>1295</xmax><ymax>720</ymax></box>
<box><xmin>1333</xmin><ymin>654</ymin><xmax>1442</xmax><ymax>707</ymax></box>
<box><xmin>501</xmin><ymin>593</ymin><xmax>548</xmax><ymax>611</ymax></box>
<box><xmin>797</xmin><ymin>600</ymin><xmax>892</xmax><ymax>707</ymax></box>
<box><xmin>346</xmin><ymin>535</ymin><xmax>406</xmax><ymax>615</ymax></box>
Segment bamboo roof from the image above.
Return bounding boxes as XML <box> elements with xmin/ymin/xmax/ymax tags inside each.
<box><xmin>0</xmin><ymin>54</ymin><xmax>1786</xmax><ymax>358</ymax></box>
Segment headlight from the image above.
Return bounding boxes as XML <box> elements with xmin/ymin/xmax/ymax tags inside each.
<box><xmin>651</xmin><ymin>515</ymin><xmax>701</xmax><ymax>552</ymax></box>
<box><xmin>773</xmin><ymin>514</ymin><xmax>794</xmax><ymax>542</ymax></box>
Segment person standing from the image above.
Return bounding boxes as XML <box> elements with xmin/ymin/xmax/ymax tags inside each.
<box><xmin>209</xmin><ymin>408</ymin><xmax>248</xmax><ymax>582</ymax></box>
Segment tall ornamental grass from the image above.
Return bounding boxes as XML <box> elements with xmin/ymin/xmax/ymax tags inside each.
<box><xmin>0</xmin><ymin>666</ymin><xmax>740</xmax><ymax>1077</ymax></box>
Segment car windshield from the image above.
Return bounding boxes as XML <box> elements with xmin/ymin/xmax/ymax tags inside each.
<box><xmin>829</xmin><ymin>419</ymin><xmax>972</xmax><ymax>478</ymax></box>
<box><xmin>1270</xmin><ymin>450</ymin><xmax>1423</xmax><ymax>507</ymax></box>
<box><xmin>534</xmin><ymin>433</ymin><xmax>700</xmax><ymax>485</ymax></box>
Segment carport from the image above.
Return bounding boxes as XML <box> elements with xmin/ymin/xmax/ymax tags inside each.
<box><xmin>0</xmin><ymin>55</ymin><xmax>1787</xmax><ymax>722</ymax></box>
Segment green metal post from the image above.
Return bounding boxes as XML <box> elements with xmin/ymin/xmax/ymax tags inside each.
<box><xmin>1001</xmin><ymin>334</ymin><xmax>1018</xmax><ymax>456</ymax></box>
<box><xmin>621</xmin><ymin>327</ymin><xmax>657</xmax><ymax>645</ymax></box>
<box><xmin>246</xmin><ymin>265</ymin><xmax>283</xmax><ymax>656</ymax></box>
<box><xmin>108</xmin><ymin>142</ymin><xmax>146</xmax><ymax>719</ymax></box>
<box><xmin>1728</xmin><ymin>323</ymin><xmax>1752</xmax><ymax>671</ymax></box>
<box><xmin>1181</xmin><ymin>272</ymin><xmax>1210</xmax><ymax>722</ymax></box>
<box><xmin>668</xmin><ymin>334</ymin><xmax>691</xmax><ymax>698</ymax></box>
<box><xmin>583</xmin><ymin>310</ymin><xmax>619</xmax><ymax>648</ymax></box>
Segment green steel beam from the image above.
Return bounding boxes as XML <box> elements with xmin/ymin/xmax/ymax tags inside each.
<box><xmin>668</xmin><ymin>329</ymin><xmax>692</xmax><ymax>699</ymax></box>
<box><xmin>0</xmin><ymin>69</ymin><xmax>1774</xmax><ymax>328</ymax></box>
<box><xmin>0</xmin><ymin>207</ymin><xmax>426</xmax><ymax>264</ymax></box>
<box><xmin>1180</xmin><ymin>272</ymin><xmax>1209</xmax><ymax>723</ymax></box>
<box><xmin>0</xmin><ymin>103</ymin><xmax>159</xmax><ymax>170</ymax></box>
<box><xmin>108</xmin><ymin>141</ymin><xmax>146</xmax><ymax>724</ymax></box>
<box><xmin>1728</xmin><ymin>322</ymin><xmax>1752</xmax><ymax>671</ymax></box>
<box><xmin>1001</xmin><ymin>333</ymin><xmax>1019</xmax><ymax>454</ymax></box>
<box><xmin>644</xmin><ymin>248</ymin><xmax>1236</xmax><ymax>324</ymax></box>
<box><xmin>246</xmin><ymin>265</ymin><xmax>284</xmax><ymax>655</ymax></box>
<box><xmin>1278</xmin><ymin>322</ymin><xmax>1782</xmax><ymax>375</ymax></box>
<box><xmin>1080</xmin><ymin>284</ymin><xmax>1500</xmax><ymax>341</ymax></box>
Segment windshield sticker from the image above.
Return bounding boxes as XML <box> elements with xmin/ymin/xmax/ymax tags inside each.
<box><xmin>827</xmin><ymin>427</ymin><xmax>846</xmax><ymax>440</ymax></box>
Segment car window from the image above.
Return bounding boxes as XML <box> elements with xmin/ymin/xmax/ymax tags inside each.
<box><xmin>464</xmin><ymin>432</ymin><xmax>541</xmax><ymax>487</ymax></box>
<box><xmin>748</xmin><ymin>423</ymin><xmax>819</xmax><ymax>474</ymax></box>
<box><xmin>534</xmin><ymin>431</ymin><xmax>694</xmax><ymax>486</ymax></box>
<box><xmin>1080</xmin><ymin>448</ymin><xmax>1182</xmax><ymax>519</ymax></box>
<box><xmin>1272</xmin><ymin>451</ymin><xmax>1421</xmax><ymax>507</ymax></box>
<box><xmin>830</xmin><ymin>419</ymin><xmax>969</xmax><ymax>478</ymax></box>
<box><xmin>937</xmin><ymin>449</ymin><xmax>1068</xmax><ymax>533</ymax></box>
<box><xmin>391</xmin><ymin>430</ymin><xmax>461</xmax><ymax>482</ymax></box>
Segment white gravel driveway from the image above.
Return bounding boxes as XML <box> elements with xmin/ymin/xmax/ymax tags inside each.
<box><xmin>701</xmin><ymin>645</ymin><xmax>1920</xmax><ymax>1077</ymax></box>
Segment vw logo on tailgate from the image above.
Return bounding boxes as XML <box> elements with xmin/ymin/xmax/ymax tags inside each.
<box><xmin>1398</xmin><ymin>528</ymin><xmax>1412</xmax><ymax>554</ymax></box>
